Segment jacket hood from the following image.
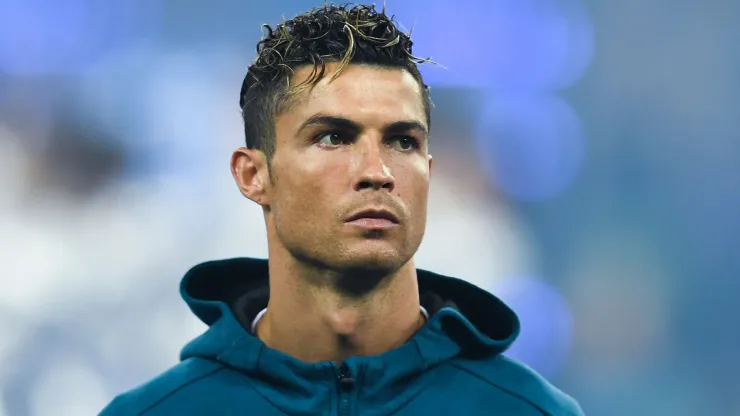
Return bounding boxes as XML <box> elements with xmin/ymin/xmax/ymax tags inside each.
<box><xmin>178</xmin><ymin>257</ymin><xmax>520</xmax><ymax>415</ymax></box>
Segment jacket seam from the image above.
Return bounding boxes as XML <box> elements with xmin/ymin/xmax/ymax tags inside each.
<box><xmin>448</xmin><ymin>362</ymin><xmax>555</xmax><ymax>416</ymax></box>
<box><xmin>136</xmin><ymin>365</ymin><xmax>227</xmax><ymax>415</ymax></box>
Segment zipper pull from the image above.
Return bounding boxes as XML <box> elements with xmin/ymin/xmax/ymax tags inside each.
<box><xmin>337</xmin><ymin>363</ymin><xmax>355</xmax><ymax>389</ymax></box>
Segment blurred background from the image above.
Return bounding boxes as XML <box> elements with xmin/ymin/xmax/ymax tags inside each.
<box><xmin>1</xmin><ymin>0</ymin><xmax>738</xmax><ymax>415</ymax></box>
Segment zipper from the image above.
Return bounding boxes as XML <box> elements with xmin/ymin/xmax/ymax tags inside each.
<box><xmin>336</xmin><ymin>362</ymin><xmax>355</xmax><ymax>416</ymax></box>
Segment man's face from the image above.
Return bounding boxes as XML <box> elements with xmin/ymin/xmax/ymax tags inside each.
<box><xmin>265</xmin><ymin>63</ymin><xmax>432</xmax><ymax>273</ymax></box>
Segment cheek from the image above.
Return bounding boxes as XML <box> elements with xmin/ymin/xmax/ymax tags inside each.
<box><xmin>393</xmin><ymin>157</ymin><xmax>430</xmax><ymax>190</ymax></box>
<box><xmin>301</xmin><ymin>159</ymin><xmax>348</xmax><ymax>198</ymax></box>
<box><xmin>275</xmin><ymin>159</ymin><xmax>347</xmax><ymax>216</ymax></box>
<box><xmin>392</xmin><ymin>159</ymin><xmax>430</xmax><ymax>213</ymax></box>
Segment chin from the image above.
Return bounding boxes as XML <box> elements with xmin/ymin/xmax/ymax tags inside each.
<box><xmin>283</xmin><ymin>229</ymin><xmax>422</xmax><ymax>274</ymax></box>
<box><xmin>336</xmin><ymin>242</ymin><xmax>413</xmax><ymax>273</ymax></box>
<box><xmin>328</xmin><ymin>247</ymin><xmax>412</xmax><ymax>294</ymax></box>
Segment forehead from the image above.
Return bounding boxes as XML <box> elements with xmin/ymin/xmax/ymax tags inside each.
<box><xmin>280</xmin><ymin>63</ymin><xmax>426</xmax><ymax>129</ymax></box>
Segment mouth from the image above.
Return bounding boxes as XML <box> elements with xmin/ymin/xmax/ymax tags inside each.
<box><xmin>345</xmin><ymin>209</ymin><xmax>400</xmax><ymax>225</ymax></box>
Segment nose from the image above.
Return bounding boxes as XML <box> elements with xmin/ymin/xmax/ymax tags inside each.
<box><xmin>354</xmin><ymin>139</ymin><xmax>395</xmax><ymax>192</ymax></box>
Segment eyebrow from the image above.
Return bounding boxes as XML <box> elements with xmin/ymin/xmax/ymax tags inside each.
<box><xmin>296</xmin><ymin>114</ymin><xmax>429</xmax><ymax>137</ymax></box>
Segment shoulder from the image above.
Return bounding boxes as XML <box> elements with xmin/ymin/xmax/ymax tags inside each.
<box><xmin>450</xmin><ymin>355</ymin><xmax>584</xmax><ymax>416</ymax></box>
<box><xmin>99</xmin><ymin>358</ymin><xmax>225</xmax><ymax>416</ymax></box>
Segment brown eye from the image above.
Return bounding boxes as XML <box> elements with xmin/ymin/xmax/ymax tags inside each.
<box><xmin>390</xmin><ymin>136</ymin><xmax>419</xmax><ymax>151</ymax></box>
<box><xmin>317</xmin><ymin>132</ymin><xmax>346</xmax><ymax>146</ymax></box>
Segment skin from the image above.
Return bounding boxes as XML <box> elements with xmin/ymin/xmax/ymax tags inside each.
<box><xmin>230</xmin><ymin>62</ymin><xmax>433</xmax><ymax>363</ymax></box>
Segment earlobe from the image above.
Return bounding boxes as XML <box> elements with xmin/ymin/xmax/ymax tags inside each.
<box><xmin>231</xmin><ymin>147</ymin><xmax>270</xmax><ymax>206</ymax></box>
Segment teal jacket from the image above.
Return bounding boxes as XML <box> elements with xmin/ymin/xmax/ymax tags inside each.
<box><xmin>100</xmin><ymin>258</ymin><xmax>583</xmax><ymax>415</ymax></box>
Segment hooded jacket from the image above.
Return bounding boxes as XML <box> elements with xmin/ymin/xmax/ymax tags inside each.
<box><xmin>99</xmin><ymin>258</ymin><xmax>584</xmax><ymax>415</ymax></box>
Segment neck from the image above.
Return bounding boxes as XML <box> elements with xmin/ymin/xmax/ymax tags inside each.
<box><xmin>257</xmin><ymin>255</ymin><xmax>424</xmax><ymax>364</ymax></box>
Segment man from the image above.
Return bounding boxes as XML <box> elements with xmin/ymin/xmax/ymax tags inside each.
<box><xmin>100</xmin><ymin>4</ymin><xmax>583</xmax><ymax>415</ymax></box>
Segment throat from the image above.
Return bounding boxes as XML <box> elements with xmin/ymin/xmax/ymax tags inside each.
<box><xmin>252</xmin><ymin>305</ymin><xmax>429</xmax><ymax>363</ymax></box>
<box><xmin>252</xmin><ymin>259</ymin><xmax>427</xmax><ymax>363</ymax></box>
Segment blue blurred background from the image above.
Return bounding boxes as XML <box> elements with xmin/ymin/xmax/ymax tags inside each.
<box><xmin>1</xmin><ymin>1</ymin><xmax>738</xmax><ymax>415</ymax></box>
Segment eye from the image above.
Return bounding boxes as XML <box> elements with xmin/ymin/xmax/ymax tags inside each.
<box><xmin>389</xmin><ymin>135</ymin><xmax>420</xmax><ymax>151</ymax></box>
<box><xmin>317</xmin><ymin>132</ymin><xmax>349</xmax><ymax>147</ymax></box>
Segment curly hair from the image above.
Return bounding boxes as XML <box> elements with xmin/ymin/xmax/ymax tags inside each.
<box><xmin>239</xmin><ymin>3</ymin><xmax>433</xmax><ymax>162</ymax></box>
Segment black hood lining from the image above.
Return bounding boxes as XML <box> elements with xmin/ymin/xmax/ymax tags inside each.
<box><xmin>184</xmin><ymin>258</ymin><xmax>517</xmax><ymax>342</ymax></box>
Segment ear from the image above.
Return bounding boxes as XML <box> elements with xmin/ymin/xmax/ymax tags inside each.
<box><xmin>427</xmin><ymin>154</ymin><xmax>433</xmax><ymax>180</ymax></box>
<box><xmin>231</xmin><ymin>147</ymin><xmax>271</xmax><ymax>207</ymax></box>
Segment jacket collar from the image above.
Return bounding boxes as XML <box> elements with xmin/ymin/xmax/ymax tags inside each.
<box><xmin>179</xmin><ymin>257</ymin><xmax>520</xmax><ymax>415</ymax></box>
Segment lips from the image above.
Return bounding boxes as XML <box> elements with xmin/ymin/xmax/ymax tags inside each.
<box><xmin>345</xmin><ymin>209</ymin><xmax>399</xmax><ymax>224</ymax></box>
